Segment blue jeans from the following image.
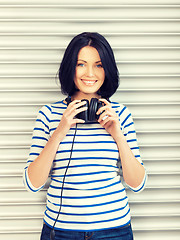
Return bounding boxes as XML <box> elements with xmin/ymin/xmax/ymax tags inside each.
<box><xmin>40</xmin><ymin>223</ymin><xmax>134</xmax><ymax>240</ymax></box>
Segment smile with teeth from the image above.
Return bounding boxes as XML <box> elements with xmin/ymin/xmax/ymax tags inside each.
<box><xmin>81</xmin><ymin>79</ymin><xmax>97</xmax><ymax>86</ymax></box>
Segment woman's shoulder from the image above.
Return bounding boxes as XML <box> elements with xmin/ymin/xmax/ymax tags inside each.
<box><xmin>110</xmin><ymin>101</ymin><xmax>128</xmax><ymax>111</ymax></box>
<box><xmin>111</xmin><ymin>101</ymin><xmax>133</xmax><ymax>129</ymax></box>
<box><xmin>38</xmin><ymin>99</ymin><xmax>67</xmax><ymax>115</ymax></box>
<box><xmin>110</xmin><ymin>100</ymin><xmax>132</xmax><ymax>118</ymax></box>
<box><xmin>50</xmin><ymin>99</ymin><xmax>67</xmax><ymax>108</ymax></box>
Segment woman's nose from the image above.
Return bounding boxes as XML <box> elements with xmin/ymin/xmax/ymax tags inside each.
<box><xmin>86</xmin><ymin>66</ymin><xmax>94</xmax><ymax>77</ymax></box>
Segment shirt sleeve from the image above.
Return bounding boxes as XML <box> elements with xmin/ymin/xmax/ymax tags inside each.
<box><xmin>23</xmin><ymin>104</ymin><xmax>51</xmax><ymax>193</ymax></box>
<box><xmin>118</xmin><ymin>105</ymin><xmax>148</xmax><ymax>193</ymax></box>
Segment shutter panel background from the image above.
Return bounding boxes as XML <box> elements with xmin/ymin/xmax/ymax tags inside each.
<box><xmin>0</xmin><ymin>1</ymin><xmax>180</xmax><ymax>239</ymax></box>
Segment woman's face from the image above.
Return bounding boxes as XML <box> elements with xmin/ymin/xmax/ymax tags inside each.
<box><xmin>74</xmin><ymin>46</ymin><xmax>105</xmax><ymax>97</ymax></box>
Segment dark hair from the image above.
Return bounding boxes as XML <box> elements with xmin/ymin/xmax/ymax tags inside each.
<box><xmin>58</xmin><ymin>32</ymin><xmax>119</xmax><ymax>99</ymax></box>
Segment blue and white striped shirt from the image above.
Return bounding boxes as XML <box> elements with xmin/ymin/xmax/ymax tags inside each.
<box><xmin>23</xmin><ymin>100</ymin><xmax>147</xmax><ymax>231</ymax></box>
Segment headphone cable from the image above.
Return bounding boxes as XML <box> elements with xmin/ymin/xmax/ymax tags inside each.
<box><xmin>50</xmin><ymin>123</ymin><xmax>78</xmax><ymax>240</ymax></box>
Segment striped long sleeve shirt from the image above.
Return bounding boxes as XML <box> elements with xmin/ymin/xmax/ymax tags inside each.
<box><xmin>23</xmin><ymin>99</ymin><xmax>147</xmax><ymax>231</ymax></box>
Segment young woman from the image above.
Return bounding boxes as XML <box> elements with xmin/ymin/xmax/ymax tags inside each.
<box><xmin>24</xmin><ymin>32</ymin><xmax>147</xmax><ymax>240</ymax></box>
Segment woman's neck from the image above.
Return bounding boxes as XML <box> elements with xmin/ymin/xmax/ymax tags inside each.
<box><xmin>71</xmin><ymin>92</ymin><xmax>101</xmax><ymax>102</ymax></box>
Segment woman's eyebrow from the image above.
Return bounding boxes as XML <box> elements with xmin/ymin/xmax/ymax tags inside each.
<box><xmin>78</xmin><ymin>59</ymin><xmax>102</xmax><ymax>63</ymax></box>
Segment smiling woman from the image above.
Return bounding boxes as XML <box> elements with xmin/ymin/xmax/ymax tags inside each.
<box><xmin>23</xmin><ymin>32</ymin><xmax>147</xmax><ymax>240</ymax></box>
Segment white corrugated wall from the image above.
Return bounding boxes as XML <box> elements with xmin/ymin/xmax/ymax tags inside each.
<box><xmin>0</xmin><ymin>1</ymin><xmax>180</xmax><ymax>239</ymax></box>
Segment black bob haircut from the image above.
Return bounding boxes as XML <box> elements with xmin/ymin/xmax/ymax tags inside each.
<box><xmin>58</xmin><ymin>32</ymin><xmax>119</xmax><ymax>99</ymax></box>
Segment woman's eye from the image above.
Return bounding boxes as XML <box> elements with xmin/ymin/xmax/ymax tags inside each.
<box><xmin>96</xmin><ymin>64</ymin><xmax>103</xmax><ymax>68</ymax></box>
<box><xmin>77</xmin><ymin>63</ymin><xmax>84</xmax><ymax>67</ymax></box>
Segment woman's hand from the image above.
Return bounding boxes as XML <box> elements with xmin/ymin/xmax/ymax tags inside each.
<box><xmin>97</xmin><ymin>99</ymin><xmax>122</xmax><ymax>141</ymax></box>
<box><xmin>56</xmin><ymin>100</ymin><xmax>87</xmax><ymax>136</ymax></box>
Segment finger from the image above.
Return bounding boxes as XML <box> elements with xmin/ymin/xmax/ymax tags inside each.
<box><xmin>68</xmin><ymin>99</ymin><xmax>81</xmax><ymax>106</ymax></box>
<box><xmin>73</xmin><ymin>106</ymin><xmax>88</xmax><ymax>117</ymax></box>
<box><xmin>69</xmin><ymin>100</ymin><xmax>86</xmax><ymax>108</ymax></box>
<box><xmin>68</xmin><ymin>101</ymin><xmax>87</xmax><ymax>114</ymax></box>
<box><xmin>98</xmin><ymin>110</ymin><xmax>113</xmax><ymax>122</ymax></box>
<box><xmin>74</xmin><ymin>100</ymin><xmax>87</xmax><ymax>108</ymax></box>
<box><xmin>96</xmin><ymin>105</ymin><xmax>109</xmax><ymax>115</ymax></box>
<box><xmin>66</xmin><ymin>100</ymin><xmax>81</xmax><ymax>115</ymax></box>
<box><xmin>100</xmin><ymin>116</ymin><xmax>110</xmax><ymax>127</ymax></box>
<box><xmin>99</xmin><ymin>98</ymin><xmax>111</xmax><ymax>106</ymax></box>
<box><xmin>101</xmin><ymin>116</ymin><xmax>114</xmax><ymax>127</ymax></box>
<box><xmin>102</xmin><ymin>115</ymin><xmax>108</xmax><ymax>121</ymax></box>
<box><xmin>72</xmin><ymin>118</ymin><xmax>85</xmax><ymax>125</ymax></box>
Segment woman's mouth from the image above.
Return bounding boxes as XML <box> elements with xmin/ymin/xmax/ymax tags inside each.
<box><xmin>81</xmin><ymin>79</ymin><xmax>97</xmax><ymax>86</ymax></box>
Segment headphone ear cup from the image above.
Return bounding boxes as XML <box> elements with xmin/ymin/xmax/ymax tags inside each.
<box><xmin>96</xmin><ymin>100</ymin><xmax>104</xmax><ymax>120</ymax></box>
<box><xmin>76</xmin><ymin>99</ymin><xmax>89</xmax><ymax>122</ymax></box>
<box><xmin>89</xmin><ymin>98</ymin><xmax>99</xmax><ymax>122</ymax></box>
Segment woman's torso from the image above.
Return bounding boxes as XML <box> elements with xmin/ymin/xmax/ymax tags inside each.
<box><xmin>43</xmin><ymin>100</ymin><xmax>131</xmax><ymax>231</ymax></box>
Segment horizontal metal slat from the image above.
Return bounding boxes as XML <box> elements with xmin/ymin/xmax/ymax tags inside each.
<box><xmin>0</xmin><ymin>21</ymin><xmax>180</xmax><ymax>33</ymax></box>
<box><xmin>132</xmin><ymin>215</ymin><xmax>180</xmax><ymax>230</ymax></box>
<box><xmin>139</xmin><ymin>145</ymin><xmax>180</xmax><ymax>159</ymax></box>
<box><xmin>1</xmin><ymin>0</ymin><xmax>180</xmax><ymax>5</ymax></box>
<box><xmin>0</xmin><ymin>6</ymin><xmax>180</xmax><ymax>19</ymax></box>
<box><xmin>1</xmin><ymin>4</ymin><xmax>180</xmax><ymax>8</ymax></box>
<box><xmin>1</xmin><ymin>18</ymin><xmax>180</xmax><ymax>21</ymax></box>
<box><xmin>0</xmin><ymin>232</ymin><xmax>40</xmax><ymax>240</ymax></box>
<box><xmin>134</xmin><ymin>230</ymin><xmax>180</xmax><ymax>240</ymax></box>
<box><xmin>143</xmin><ymin>160</ymin><xmax>180</xmax><ymax>173</ymax></box>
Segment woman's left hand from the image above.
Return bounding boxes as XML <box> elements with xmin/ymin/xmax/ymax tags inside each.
<box><xmin>97</xmin><ymin>99</ymin><xmax>122</xmax><ymax>141</ymax></box>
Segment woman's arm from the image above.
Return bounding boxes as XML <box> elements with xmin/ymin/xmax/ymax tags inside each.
<box><xmin>97</xmin><ymin>99</ymin><xmax>147</xmax><ymax>191</ymax></box>
<box><xmin>24</xmin><ymin>100</ymin><xmax>87</xmax><ymax>191</ymax></box>
<box><xmin>115</xmin><ymin>130</ymin><xmax>145</xmax><ymax>189</ymax></box>
<box><xmin>27</xmin><ymin>124</ymin><xmax>68</xmax><ymax>189</ymax></box>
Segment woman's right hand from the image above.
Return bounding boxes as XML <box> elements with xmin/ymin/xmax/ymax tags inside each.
<box><xmin>56</xmin><ymin>100</ymin><xmax>87</xmax><ymax>136</ymax></box>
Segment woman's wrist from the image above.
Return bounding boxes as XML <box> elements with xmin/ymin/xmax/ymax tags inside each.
<box><xmin>112</xmin><ymin>127</ymin><xmax>124</xmax><ymax>143</ymax></box>
<box><xmin>53</xmin><ymin>125</ymin><xmax>68</xmax><ymax>142</ymax></box>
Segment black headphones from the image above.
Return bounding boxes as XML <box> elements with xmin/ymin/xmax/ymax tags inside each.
<box><xmin>65</xmin><ymin>96</ymin><xmax>108</xmax><ymax>122</ymax></box>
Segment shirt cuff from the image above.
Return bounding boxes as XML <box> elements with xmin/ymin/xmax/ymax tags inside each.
<box><xmin>126</xmin><ymin>171</ymin><xmax>148</xmax><ymax>193</ymax></box>
<box><xmin>23</xmin><ymin>168</ymin><xmax>44</xmax><ymax>193</ymax></box>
